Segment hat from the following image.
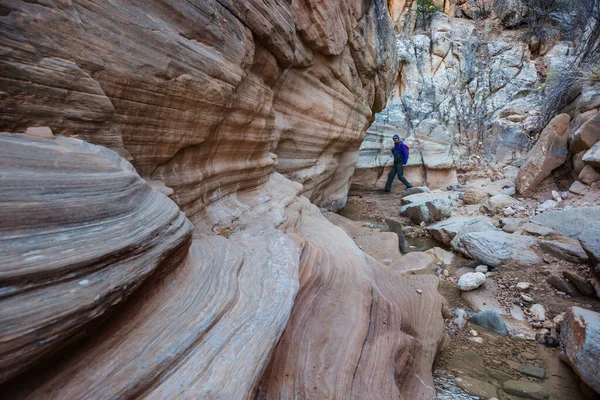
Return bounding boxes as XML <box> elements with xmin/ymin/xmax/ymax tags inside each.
<box><xmin>392</xmin><ymin>134</ymin><xmax>399</xmax><ymax>140</ymax></box>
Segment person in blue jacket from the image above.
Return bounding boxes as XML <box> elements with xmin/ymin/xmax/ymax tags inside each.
<box><xmin>384</xmin><ymin>134</ymin><xmax>412</xmax><ymax>192</ymax></box>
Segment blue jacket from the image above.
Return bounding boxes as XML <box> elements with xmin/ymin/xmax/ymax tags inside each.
<box><xmin>392</xmin><ymin>142</ymin><xmax>408</xmax><ymax>165</ymax></box>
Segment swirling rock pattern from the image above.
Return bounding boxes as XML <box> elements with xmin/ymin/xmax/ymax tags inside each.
<box><xmin>0</xmin><ymin>133</ymin><xmax>193</xmax><ymax>384</ymax></box>
<box><xmin>0</xmin><ymin>1</ymin><xmax>449</xmax><ymax>398</ymax></box>
<box><xmin>0</xmin><ymin>0</ymin><xmax>397</xmax><ymax>215</ymax></box>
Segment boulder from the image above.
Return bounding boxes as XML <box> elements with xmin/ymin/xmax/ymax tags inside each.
<box><xmin>560</xmin><ymin>307</ymin><xmax>600</xmax><ymax>394</ymax></box>
<box><xmin>579</xmin><ymin>221</ymin><xmax>600</xmax><ymax>265</ymax></box>
<box><xmin>451</xmin><ymin>231</ymin><xmax>542</xmax><ymax>267</ymax></box>
<box><xmin>426</xmin><ymin>216</ymin><xmax>496</xmax><ymax>245</ymax></box>
<box><xmin>400</xmin><ymin>192</ymin><xmax>458</xmax><ymax>224</ymax></box>
<box><xmin>570</xmin><ymin>110</ymin><xmax>600</xmax><ymax>154</ymax></box>
<box><xmin>469</xmin><ymin>310</ymin><xmax>509</xmax><ymax>336</ymax></box>
<box><xmin>530</xmin><ymin>206</ymin><xmax>600</xmax><ymax>238</ymax></box>
<box><xmin>538</xmin><ymin>239</ymin><xmax>589</xmax><ymax>264</ymax></box>
<box><xmin>458</xmin><ymin>272</ymin><xmax>487</xmax><ymax>291</ymax></box>
<box><xmin>515</xmin><ymin>114</ymin><xmax>570</xmax><ymax>196</ymax></box>
<box><xmin>480</xmin><ymin>194</ymin><xmax>520</xmax><ymax>215</ymax></box>
<box><xmin>583</xmin><ymin>141</ymin><xmax>600</xmax><ymax>167</ymax></box>
<box><xmin>463</xmin><ymin>188</ymin><xmax>490</xmax><ymax>204</ymax></box>
<box><xmin>579</xmin><ymin>165</ymin><xmax>600</xmax><ymax>184</ymax></box>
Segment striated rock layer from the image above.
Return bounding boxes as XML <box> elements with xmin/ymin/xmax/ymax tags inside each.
<box><xmin>0</xmin><ymin>134</ymin><xmax>193</xmax><ymax>384</ymax></box>
<box><xmin>0</xmin><ymin>0</ymin><xmax>397</xmax><ymax>215</ymax></box>
<box><xmin>0</xmin><ymin>1</ymin><xmax>449</xmax><ymax>399</ymax></box>
<box><xmin>4</xmin><ymin>175</ymin><xmax>447</xmax><ymax>399</ymax></box>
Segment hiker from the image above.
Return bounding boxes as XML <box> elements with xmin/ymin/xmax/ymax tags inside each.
<box><xmin>384</xmin><ymin>134</ymin><xmax>412</xmax><ymax>192</ymax></box>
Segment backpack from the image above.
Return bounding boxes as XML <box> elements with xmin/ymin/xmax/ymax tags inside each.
<box><xmin>403</xmin><ymin>143</ymin><xmax>410</xmax><ymax>161</ymax></box>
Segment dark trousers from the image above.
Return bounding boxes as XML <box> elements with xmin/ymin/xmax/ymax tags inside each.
<box><xmin>385</xmin><ymin>164</ymin><xmax>412</xmax><ymax>191</ymax></box>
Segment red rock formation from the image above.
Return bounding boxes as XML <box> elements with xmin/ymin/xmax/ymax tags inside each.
<box><xmin>0</xmin><ymin>1</ymin><xmax>448</xmax><ymax>398</ymax></box>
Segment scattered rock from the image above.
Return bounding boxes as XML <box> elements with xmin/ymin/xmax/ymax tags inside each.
<box><xmin>515</xmin><ymin>114</ymin><xmax>570</xmax><ymax>196</ymax></box>
<box><xmin>452</xmin><ymin>231</ymin><xmax>542</xmax><ymax>267</ymax></box>
<box><xmin>481</xmin><ymin>194</ymin><xmax>520</xmax><ymax>215</ymax></box>
<box><xmin>583</xmin><ymin>141</ymin><xmax>600</xmax><ymax>167</ymax></box>
<box><xmin>503</xmin><ymin>379</ymin><xmax>549</xmax><ymax>399</ymax></box>
<box><xmin>518</xmin><ymin>364</ymin><xmax>547</xmax><ymax>380</ymax></box>
<box><xmin>24</xmin><ymin>126</ymin><xmax>54</xmax><ymax>139</ymax></box>
<box><xmin>447</xmin><ymin>351</ymin><xmax>487</xmax><ymax>379</ymax></box>
<box><xmin>521</xmin><ymin>294</ymin><xmax>534</xmax><ymax>303</ymax></box>
<box><xmin>579</xmin><ymin>165</ymin><xmax>600</xmax><ymax>185</ymax></box>
<box><xmin>570</xmin><ymin>111</ymin><xmax>600</xmax><ymax>153</ymax></box>
<box><xmin>551</xmin><ymin>190</ymin><xmax>562</xmax><ymax>203</ymax></box>
<box><xmin>503</xmin><ymin>187</ymin><xmax>516</xmax><ymax>196</ymax></box>
<box><xmin>531</xmin><ymin>206</ymin><xmax>600</xmax><ymax>238</ymax></box>
<box><xmin>452</xmin><ymin>309</ymin><xmax>469</xmax><ymax>330</ymax></box>
<box><xmin>522</xmin><ymin>223</ymin><xmax>555</xmax><ymax>237</ymax></box>
<box><xmin>462</xmin><ymin>188</ymin><xmax>490</xmax><ymax>204</ymax></box>
<box><xmin>569</xmin><ymin>180</ymin><xmax>587</xmax><ymax>195</ymax></box>
<box><xmin>573</xmin><ymin>151</ymin><xmax>587</xmax><ymax>174</ymax></box>
<box><xmin>579</xmin><ymin>221</ymin><xmax>600</xmax><ymax>264</ymax></box>
<box><xmin>469</xmin><ymin>310</ymin><xmax>509</xmax><ymax>336</ymax></box>
<box><xmin>563</xmin><ymin>271</ymin><xmax>595</xmax><ymax>297</ymax></box>
<box><xmin>538</xmin><ymin>239</ymin><xmax>589</xmax><ymax>264</ymax></box>
<box><xmin>455</xmin><ymin>376</ymin><xmax>498</xmax><ymax>399</ymax></box>
<box><xmin>503</xmin><ymin>206</ymin><xmax>517</xmax><ymax>216</ymax></box>
<box><xmin>400</xmin><ymin>186</ymin><xmax>431</xmax><ymax>197</ymax></box>
<box><xmin>516</xmin><ymin>282</ymin><xmax>532</xmax><ymax>291</ymax></box>
<box><xmin>560</xmin><ymin>307</ymin><xmax>600</xmax><ymax>393</ymax></box>
<box><xmin>476</xmin><ymin>265</ymin><xmax>489</xmax><ymax>273</ymax></box>
<box><xmin>537</xmin><ymin>200</ymin><xmax>557</xmax><ymax>213</ymax></box>
<box><xmin>547</xmin><ymin>274</ymin><xmax>579</xmax><ymax>297</ymax></box>
<box><xmin>400</xmin><ymin>192</ymin><xmax>458</xmax><ymax>224</ymax></box>
<box><xmin>427</xmin><ymin>216</ymin><xmax>496</xmax><ymax>245</ymax></box>
<box><xmin>458</xmin><ymin>272</ymin><xmax>487</xmax><ymax>291</ymax></box>
<box><xmin>469</xmin><ymin>329</ymin><xmax>479</xmax><ymax>337</ymax></box>
<box><xmin>529</xmin><ymin>304</ymin><xmax>546</xmax><ymax>321</ymax></box>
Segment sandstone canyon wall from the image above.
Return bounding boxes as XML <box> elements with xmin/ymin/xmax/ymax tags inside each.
<box><xmin>0</xmin><ymin>1</ymin><xmax>447</xmax><ymax>398</ymax></box>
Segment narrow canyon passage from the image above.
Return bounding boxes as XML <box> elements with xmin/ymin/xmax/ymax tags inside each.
<box><xmin>1</xmin><ymin>0</ymin><xmax>600</xmax><ymax>399</ymax></box>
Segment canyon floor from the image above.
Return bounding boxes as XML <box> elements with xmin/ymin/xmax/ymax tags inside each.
<box><xmin>339</xmin><ymin>163</ymin><xmax>600</xmax><ymax>400</ymax></box>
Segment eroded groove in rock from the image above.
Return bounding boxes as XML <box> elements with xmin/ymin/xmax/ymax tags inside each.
<box><xmin>0</xmin><ymin>134</ymin><xmax>193</xmax><ymax>384</ymax></box>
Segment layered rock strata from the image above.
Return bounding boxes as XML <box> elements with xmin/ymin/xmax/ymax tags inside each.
<box><xmin>0</xmin><ymin>1</ymin><xmax>449</xmax><ymax>398</ymax></box>
<box><xmin>0</xmin><ymin>134</ymin><xmax>193</xmax><ymax>384</ymax></box>
<box><xmin>0</xmin><ymin>0</ymin><xmax>397</xmax><ymax>215</ymax></box>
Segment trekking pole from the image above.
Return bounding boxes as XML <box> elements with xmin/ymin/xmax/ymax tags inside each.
<box><xmin>375</xmin><ymin>155</ymin><xmax>393</xmax><ymax>183</ymax></box>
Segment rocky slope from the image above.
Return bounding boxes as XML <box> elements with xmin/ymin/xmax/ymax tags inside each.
<box><xmin>0</xmin><ymin>1</ymin><xmax>449</xmax><ymax>398</ymax></box>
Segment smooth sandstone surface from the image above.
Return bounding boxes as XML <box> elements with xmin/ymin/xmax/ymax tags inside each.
<box><xmin>0</xmin><ymin>134</ymin><xmax>193</xmax><ymax>384</ymax></box>
<box><xmin>0</xmin><ymin>1</ymin><xmax>450</xmax><ymax>398</ymax></box>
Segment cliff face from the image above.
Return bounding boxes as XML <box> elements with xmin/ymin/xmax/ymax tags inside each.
<box><xmin>0</xmin><ymin>1</ymin><xmax>447</xmax><ymax>398</ymax></box>
<box><xmin>354</xmin><ymin>5</ymin><xmax>578</xmax><ymax>190</ymax></box>
<box><xmin>1</xmin><ymin>0</ymin><xmax>396</xmax><ymax>215</ymax></box>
